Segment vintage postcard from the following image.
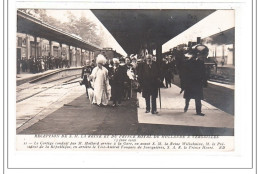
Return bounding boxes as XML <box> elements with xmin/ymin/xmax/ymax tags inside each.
<box><xmin>3</xmin><ymin>0</ymin><xmax>256</xmax><ymax>172</ymax></box>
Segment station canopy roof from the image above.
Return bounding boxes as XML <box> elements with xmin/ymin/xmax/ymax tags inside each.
<box><xmin>92</xmin><ymin>9</ymin><xmax>215</xmax><ymax>55</ymax></box>
<box><xmin>203</xmin><ymin>27</ymin><xmax>235</xmax><ymax>45</ymax></box>
<box><xmin>17</xmin><ymin>10</ymin><xmax>101</xmax><ymax>51</ymax></box>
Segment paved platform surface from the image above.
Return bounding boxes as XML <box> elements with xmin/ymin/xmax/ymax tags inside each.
<box><xmin>17</xmin><ymin>80</ymin><xmax>234</xmax><ymax>135</ymax></box>
<box><xmin>172</xmin><ymin>75</ymin><xmax>234</xmax><ymax>115</ymax></box>
<box><xmin>137</xmin><ymin>85</ymin><xmax>234</xmax><ymax>129</ymax></box>
<box><xmin>208</xmin><ymin>81</ymin><xmax>234</xmax><ymax>90</ymax></box>
<box><xmin>16</xmin><ymin>82</ymin><xmax>83</xmax><ymax>131</ymax></box>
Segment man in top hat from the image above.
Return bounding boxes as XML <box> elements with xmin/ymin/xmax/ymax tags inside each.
<box><xmin>138</xmin><ymin>54</ymin><xmax>160</xmax><ymax>114</ymax></box>
<box><xmin>183</xmin><ymin>44</ymin><xmax>208</xmax><ymax>116</ymax></box>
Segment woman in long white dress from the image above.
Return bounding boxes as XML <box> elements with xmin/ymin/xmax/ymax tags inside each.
<box><xmin>90</xmin><ymin>54</ymin><xmax>111</xmax><ymax>106</ymax></box>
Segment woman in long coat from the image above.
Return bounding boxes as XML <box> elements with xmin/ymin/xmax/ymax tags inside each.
<box><xmin>90</xmin><ymin>55</ymin><xmax>111</xmax><ymax>106</ymax></box>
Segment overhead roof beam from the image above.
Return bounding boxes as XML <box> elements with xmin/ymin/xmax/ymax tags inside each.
<box><xmin>92</xmin><ymin>9</ymin><xmax>215</xmax><ymax>54</ymax></box>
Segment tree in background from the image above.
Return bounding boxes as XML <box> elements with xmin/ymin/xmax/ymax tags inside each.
<box><xmin>19</xmin><ymin>9</ymin><xmax>103</xmax><ymax>47</ymax></box>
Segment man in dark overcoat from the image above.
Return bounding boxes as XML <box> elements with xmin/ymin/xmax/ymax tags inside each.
<box><xmin>139</xmin><ymin>54</ymin><xmax>160</xmax><ymax>114</ymax></box>
<box><xmin>124</xmin><ymin>57</ymin><xmax>133</xmax><ymax>100</ymax></box>
<box><xmin>110</xmin><ymin>58</ymin><xmax>127</xmax><ymax>106</ymax></box>
<box><xmin>164</xmin><ymin>57</ymin><xmax>173</xmax><ymax>88</ymax></box>
<box><xmin>183</xmin><ymin>44</ymin><xmax>208</xmax><ymax>116</ymax></box>
<box><xmin>159</xmin><ymin>57</ymin><xmax>167</xmax><ymax>88</ymax></box>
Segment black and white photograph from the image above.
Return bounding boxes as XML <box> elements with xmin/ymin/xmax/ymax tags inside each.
<box><xmin>16</xmin><ymin>9</ymin><xmax>235</xmax><ymax>136</ymax></box>
<box><xmin>2</xmin><ymin>0</ymin><xmax>257</xmax><ymax>172</ymax></box>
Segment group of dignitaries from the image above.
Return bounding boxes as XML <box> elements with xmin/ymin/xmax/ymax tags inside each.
<box><xmin>81</xmin><ymin>55</ymin><xmax>137</xmax><ymax>107</ymax></box>
<box><xmin>81</xmin><ymin>44</ymin><xmax>209</xmax><ymax>116</ymax></box>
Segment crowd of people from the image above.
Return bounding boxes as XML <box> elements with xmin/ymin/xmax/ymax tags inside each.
<box><xmin>18</xmin><ymin>56</ymin><xmax>70</xmax><ymax>74</ymax></box>
<box><xmin>81</xmin><ymin>53</ymin><xmax>177</xmax><ymax>108</ymax></box>
<box><xmin>81</xmin><ymin>44</ymin><xmax>209</xmax><ymax>116</ymax></box>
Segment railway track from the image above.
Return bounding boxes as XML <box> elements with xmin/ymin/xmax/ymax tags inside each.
<box><xmin>16</xmin><ymin>74</ymin><xmax>82</xmax><ymax>103</ymax></box>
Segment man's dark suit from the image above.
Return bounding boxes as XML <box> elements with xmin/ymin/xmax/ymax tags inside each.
<box><xmin>139</xmin><ymin>62</ymin><xmax>160</xmax><ymax>113</ymax></box>
<box><xmin>110</xmin><ymin>66</ymin><xmax>127</xmax><ymax>105</ymax></box>
<box><xmin>183</xmin><ymin>58</ymin><xmax>207</xmax><ymax>114</ymax></box>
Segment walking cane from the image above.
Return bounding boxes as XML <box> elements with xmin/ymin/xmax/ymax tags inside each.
<box><xmin>130</xmin><ymin>80</ymin><xmax>132</xmax><ymax>98</ymax></box>
<box><xmin>158</xmin><ymin>87</ymin><xmax>161</xmax><ymax>109</ymax></box>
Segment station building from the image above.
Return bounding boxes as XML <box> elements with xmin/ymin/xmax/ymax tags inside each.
<box><xmin>17</xmin><ymin>10</ymin><xmax>99</xmax><ymax>73</ymax></box>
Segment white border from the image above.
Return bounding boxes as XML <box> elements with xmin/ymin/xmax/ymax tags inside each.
<box><xmin>4</xmin><ymin>0</ymin><xmax>256</xmax><ymax>173</ymax></box>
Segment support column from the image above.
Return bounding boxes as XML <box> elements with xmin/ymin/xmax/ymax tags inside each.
<box><xmin>75</xmin><ymin>47</ymin><xmax>78</xmax><ymax>67</ymax></box>
<box><xmin>197</xmin><ymin>37</ymin><xmax>201</xmax><ymax>44</ymax></box>
<box><xmin>215</xmin><ymin>46</ymin><xmax>217</xmax><ymax>58</ymax></box>
<box><xmin>59</xmin><ymin>43</ymin><xmax>63</xmax><ymax>56</ymax></box>
<box><xmin>80</xmin><ymin>48</ymin><xmax>83</xmax><ymax>66</ymax></box>
<box><xmin>49</xmin><ymin>40</ymin><xmax>53</xmax><ymax>57</ymax></box>
<box><xmin>148</xmin><ymin>42</ymin><xmax>153</xmax><ymax>54</ymax></box>
<box><xmin>59</xmin><ymin>43</ymin><xmax>63</xmax><ymax>68</ymax></box>
<box><xmin>156</xmin><ymin>43</ymin><xmax>162</xmax><ymax>63</ymax></box>
<box><xmin>222</xmin><ymin>45</ymin><xmax>225</xmax><ymax>65</ymax></box>
<box><xmin>69</xmin><ymin>45</ymin><xmax>72</xmax><ymax>67</ymax></box>
<box><xmin>89</xmin><ymin>50</ymin><xmax>91</xmax><ymax>61</ymax></box>
<box><xmin>26</xmin><ymin>34</ymin><xmax>30</xmax><ymax>59</ymax></box>
<box><xmin>39</xmin><ymin>38</ymin><xmax>43</xmax><ymax>56</ymax></box>
<box><xmin>233</xmin><ymin>43</ymin><xmax>235</xmax><ymax>66</ymax></box>
<box><xmin>34</xmin><ymin>36</ymin><xmax>37</xmax><ymax>59</ymax></box>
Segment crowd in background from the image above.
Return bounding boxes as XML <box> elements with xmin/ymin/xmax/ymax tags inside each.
<box><xmin>18</xmin><ymin>56</ymin><xmax>70</xmax><ymax>74</ymax></box>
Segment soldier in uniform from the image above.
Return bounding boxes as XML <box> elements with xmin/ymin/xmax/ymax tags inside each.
<box><xmin>183</xmin><ymin>44</ymin><xmax>208</xmax><ymax>116</ymax></box>
<box><xmin>81</xmin><ymin>60</ymin><xmax>94</xmax><ymax>97</ymax></box>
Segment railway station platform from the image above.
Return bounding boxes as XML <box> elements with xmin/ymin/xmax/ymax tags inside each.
<box><xmin>137</xmin><ymin>84</ymin><xmax>234</xmax><ymax>129</ymax></box>
<box><xmin>17</xmin><ymin>74</ymin><xmax>234</xmax><ymax>135</ymax></box>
